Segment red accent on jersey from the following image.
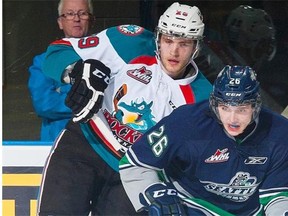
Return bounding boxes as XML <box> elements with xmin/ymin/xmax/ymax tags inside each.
<box><xmin>129</xmin><ymin>56</ymin><xmax>157</xmax><ymax>66</ymax></box>
<box><xmin>88</xmin><ymin>120</ymin><xmax>123</xmax><ymax>158</ymax></box>
<box><xmin>51</xmin><ymin>39</ymin><xmax>72</xmax><ymax>46</ymax></box>
<box><xmin>180</xmin><ymin>85</ymin><xmax>195</xmax><ymax>104</ymax></box>
<box><xmin>78</xmin><ymin>36</ymin><xmax>99</xmax><ymax>49</ymax></box>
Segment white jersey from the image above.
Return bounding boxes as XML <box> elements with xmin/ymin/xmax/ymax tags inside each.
<box><xmin>43</xmin><ymin>25</ymin><xmax>212</xmax><ymax>171</ymax></box>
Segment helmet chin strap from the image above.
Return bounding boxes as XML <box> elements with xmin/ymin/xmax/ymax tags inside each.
<box><xmin>180</xmin><ymin>40</ymin><xmax>201</xmax><ymax>77</ymax></box>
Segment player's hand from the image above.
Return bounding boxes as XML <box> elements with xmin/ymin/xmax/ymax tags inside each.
<box><xmin>139</xmin><ymin>182</ymin><xmax>186</xmax><ymax>216</ymax></box>
<box><xmin>65</xmin><ymin>59</ymin><xmax>110</xmax><ymax>123</ymax></box>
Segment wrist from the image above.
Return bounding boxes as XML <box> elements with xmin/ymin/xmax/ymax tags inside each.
<box><xmin>62</xmin><ymin>62</ymin><xmax>77</xmax><ymax>84</ymax></box>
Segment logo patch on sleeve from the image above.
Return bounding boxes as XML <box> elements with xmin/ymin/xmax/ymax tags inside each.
<box><xmin>118</xmin><ymin>25</ymin><xmax>144</xmax><ymax>35</ymax></box>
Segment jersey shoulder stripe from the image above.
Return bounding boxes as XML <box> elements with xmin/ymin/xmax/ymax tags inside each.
<box><xmin>50</xmin><ymin>39</ymin><xmax>72</xmax><ymax>46</ymax></box>
<box><xmin>180</xmin><ymin>85</ymin><xmax>195</xmax><ymax>104</ymax></box>
<box><xmin>129</xmin><ymin>55</ymin><xmax>157</xmax><ymax>66</ymax></box>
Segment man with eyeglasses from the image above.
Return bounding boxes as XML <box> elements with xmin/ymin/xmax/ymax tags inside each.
<box><xmin>59</xmin><ymin>11</ymin><xmax>91</xmax><ymax>21</ymax></box>
<box><xmin>28</xmin><ymin>0</ymin><xmax>94</xmax><ymax>141</ymax></box>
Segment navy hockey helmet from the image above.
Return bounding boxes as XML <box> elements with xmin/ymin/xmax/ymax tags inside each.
<box><xmin>209</xmin><ymin>65</ymin><xmax>262</xmax><ymax>122</ymax></box>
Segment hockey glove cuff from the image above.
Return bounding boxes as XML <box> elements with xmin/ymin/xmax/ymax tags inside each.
<box><xmin>139</xmin><ymin>182</ymin><xmax>186</xmax><ymax>216</ymax></box>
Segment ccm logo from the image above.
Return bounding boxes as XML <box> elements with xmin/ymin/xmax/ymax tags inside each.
<box><xmin>172</xmin><ymin>24</ymin><xmax>186</xmax><ymax>29</ymax></box>
<box><xmin>225</xmin><ymin>93</ymin><xmax>242</xmax><ymax>97</ymax></box>
<box><xmin>153</xmin><ymin>189</ymin><xmax>177</xmax><ymax>198</ymax></box>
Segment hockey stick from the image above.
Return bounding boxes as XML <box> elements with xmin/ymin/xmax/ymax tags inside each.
<box><xmin>113</xmin><ymin>84</ymin><xmax>127</xmax><ymax>111</ymax></box>
<box><xmin>91</xmin><ymin>111</ymin><xmax>124</xmax><ymax>152</ymax></box>
<box><xmin>89</xmin><ymin>84</ymin><xmax>129</xmax><ymax>153</ymax></box>
<box><xmin>87</xmin><ymin>84</ymin><xmax>129</xmax><ymax>154</ymax></box>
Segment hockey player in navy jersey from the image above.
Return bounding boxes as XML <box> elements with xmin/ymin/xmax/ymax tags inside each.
<box><xmin>120</xmin><ymin>65</ymin><xmax>288</xmax><ymax>215</ymax></box>
<box><xmin>37</xmin><ymin>2</ymin><xmax>212</xmax><ymax>215</ymax></box>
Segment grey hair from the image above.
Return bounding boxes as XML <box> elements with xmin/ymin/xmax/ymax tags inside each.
<box><xmin>58</xmin><ymin>0</ymin><xmax>93</xmax><ymax>16</ymax></box>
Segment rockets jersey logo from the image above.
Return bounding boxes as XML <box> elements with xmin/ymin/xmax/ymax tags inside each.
<box><xmin>127</xmin><ymin>66</ymin><xmax>152</xmax><ymax>84</ymax></box>
<box><xmin>201</xmin><ymin>172</ymin><xmax>259</xmax><ymax>202</ymax></box>
<box><xmin>117</xmin><ymin>25</ymin><xmax>144</xmax><ymax>36</ymax></box>
<box><xmin>112</xmin><ymin>99</ymin><xmax>156</xmax><ymax>132</ymax></box>
<box><xmin>102</xmin><ymin>84</ymin><xmax>156</xmax><ymax>148</ymax></box>
<box><xmin>104</xmin><ymin>109</ymin><xmax>143</xmax><ymax>148</ymax></box>
<box><xmin>205</xmin><ymin>148</ymin><xmax>230</xmax><ymax>163</ymax></box>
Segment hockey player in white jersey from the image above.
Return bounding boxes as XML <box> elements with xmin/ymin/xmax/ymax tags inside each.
<box><xmin>37</xmin><ymin>2</ymin><xmax>212</xmax><ymax>215</ymax></box>
<box><xmin>119</xmin><ymin>65</ymin><xmax>288</xmax><ymax>215</ymax></box>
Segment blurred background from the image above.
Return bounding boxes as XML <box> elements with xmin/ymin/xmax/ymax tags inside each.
<box><xmin>3</xmin><ymin>0</ymin><xmax>288</xmax><ymax>140</ymax></box>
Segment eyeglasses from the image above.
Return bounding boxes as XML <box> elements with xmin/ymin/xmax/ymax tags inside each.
<box><xmin>59</xmin><ymin>11</ymin><xmax>91</xmax><ymax>20</ymax></box>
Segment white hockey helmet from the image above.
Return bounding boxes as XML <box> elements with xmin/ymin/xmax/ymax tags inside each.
<box><xmin>155</xmin><ymin>2</ymin><xmax>205</xmax><ymax>59</ymax></box>
<box><xmin>225</xmin><ymin>5</ymin><xmax>276</xmax><ymax>62</ymax></box>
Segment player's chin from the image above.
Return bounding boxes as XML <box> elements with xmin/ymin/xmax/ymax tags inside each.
<box><xmin>166</xmin><ymin>66</ymin><xmax>184</xmax><ymax>78</ymax></box>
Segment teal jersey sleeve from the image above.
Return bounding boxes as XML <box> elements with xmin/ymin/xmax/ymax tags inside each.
<box><xmin>43</xmin><ymin>41</ymin><xmax>81</xmax><ymax>83</ymax></box>
<box><xmin>106</xmin><ymin>25</ymin><xmax>156</xmax><ymax>63</ymax></box>
<box><xmin>43</xmin><ymin>26</ymin><xmax>156</xmax><ymax>83</ymax></box>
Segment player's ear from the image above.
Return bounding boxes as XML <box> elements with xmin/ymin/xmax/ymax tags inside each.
<box><xmin>57</xmin><ymin>17</ymin><xmax>64</xmax><ymax>30</ymax></box>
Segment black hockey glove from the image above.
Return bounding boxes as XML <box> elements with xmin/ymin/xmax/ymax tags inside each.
<box><xmin>65</xmin><ymin>59</ymin><xmax>110</xmax><ymax>123</ymax></box>
<box><xmin>139</xmin><ymin>182</ymin><xmax>186</xmax><ymax>216</ymax></box>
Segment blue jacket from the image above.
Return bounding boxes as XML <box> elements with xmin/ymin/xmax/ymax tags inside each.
<box><xmin>28</xmin><ymin>52</ymin><xmax>72</xmax><ymax>141</ymax></box>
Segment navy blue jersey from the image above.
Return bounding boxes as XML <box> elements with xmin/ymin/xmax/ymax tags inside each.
<box><xmin>120</xmin><ymin>100</ymin><xmax>288</xmax><ymax>215</ymax></box>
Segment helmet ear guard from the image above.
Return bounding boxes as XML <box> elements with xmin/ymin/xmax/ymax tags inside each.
<box><xmin>209</xmin><ymin>65</ymin><xmax>262</xmax><ymax>123</ymax></box>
